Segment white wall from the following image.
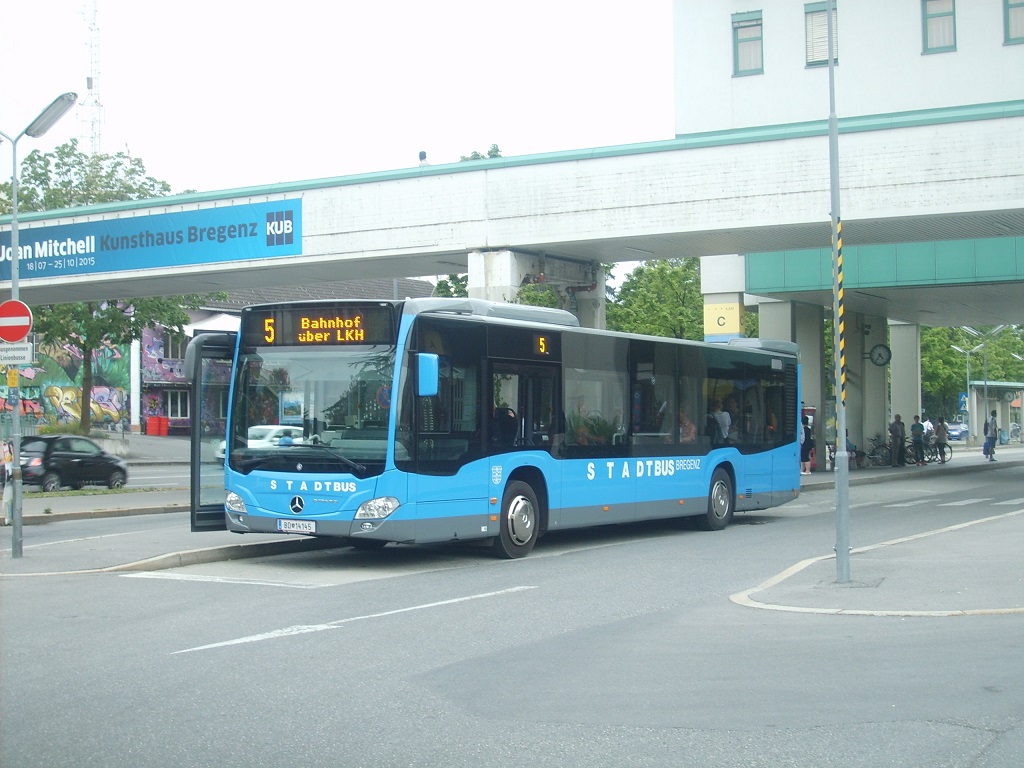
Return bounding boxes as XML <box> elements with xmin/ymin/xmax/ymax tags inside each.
<box><xmin>674</xmin><ymin>0</ymin><xmax>1022</xmax><ymax>135</ymax></box>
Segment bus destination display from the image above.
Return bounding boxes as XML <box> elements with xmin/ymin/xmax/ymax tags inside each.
<box><xmin>242</xmin><ymin>304</ymin><xmax>396</xmax><ymax>347</ymax></box>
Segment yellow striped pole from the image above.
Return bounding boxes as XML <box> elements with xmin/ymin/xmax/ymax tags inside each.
<box><xmin>835</xmin><ymin>218</ymin><xmax>846</xmax><ymax>404</ymax></box>
<box><xmin>827</xmin><ymin>0</ymin><xmax>850</xmax><ymax>582</ymax></box>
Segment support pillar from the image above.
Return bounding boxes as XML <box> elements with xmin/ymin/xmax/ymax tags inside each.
<box><xmin>467</xmin><ymin>249</ymin><xmax>606</xmax><ymax>328</ymax></box>
<box><xmin>700</xmin><ymin>254</ymin><xmax>746</xmax><ymax>342</ymax></box>
<box><xmin>889</xmin><ymin>322</ymin><xmax>922</xmax><ymax>425</ymax></box>
<box><xmin>858</xmin><ymin>314</ymin><xmax>889</xmax><ymax>446</ymax></box>
<box><xmin>759</xmin><ymin>300</ymin><xmax>827</xmax><ymax>454</ymax></box>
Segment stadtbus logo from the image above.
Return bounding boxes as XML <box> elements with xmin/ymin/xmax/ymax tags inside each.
<box><xmin>266</xmin><ymin>210</ymin><xmax>294</xmax><ymax>246</ymax></box>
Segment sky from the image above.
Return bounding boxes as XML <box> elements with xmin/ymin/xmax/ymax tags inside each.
<box><xmin>3</xmin><ymin>0</ymin><xmax>676</xmax><ymax>195</ymax></box>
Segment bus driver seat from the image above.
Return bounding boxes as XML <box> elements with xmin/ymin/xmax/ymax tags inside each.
<box><xmin>492</xmin><ymin>407</ymin><xmax>518</xmax><ymax>447</ymax></box>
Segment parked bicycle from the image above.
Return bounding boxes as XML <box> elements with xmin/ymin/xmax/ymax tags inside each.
<box><xmin>923</xmin><ymin>434</ymin><xmax>952</xmax><ymax>464</ymax></box>
<box><xmin>865</xmin><ymin>435</ymin><xmax>891</xmax><ymax>466</ymax></box>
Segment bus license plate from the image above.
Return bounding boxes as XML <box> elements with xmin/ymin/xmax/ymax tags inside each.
<box><xmin>277</xmin><ymin>519</ymin><xmax>315</xmax><ymax>534</ymax></box>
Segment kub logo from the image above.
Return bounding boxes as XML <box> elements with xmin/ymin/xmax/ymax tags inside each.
<box><xmin>491</xmin><ymin>465</ymin><xmax>503</xmax><ymax>485</ymax></box>
<box><xmin>266</xmin><ymin>210</ymin><xmax>294</xmax><ymax>246</ymax></box>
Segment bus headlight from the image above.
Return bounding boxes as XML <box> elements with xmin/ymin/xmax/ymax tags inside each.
<box><xmin>355</xmin><ymin>496</ymin><xmax>399</xmax><ymax>519</ymax></box>
<box><xmin>225</xmin><ymin>492</ymin><xmax>247</xmax><ymax>514</ymax></box>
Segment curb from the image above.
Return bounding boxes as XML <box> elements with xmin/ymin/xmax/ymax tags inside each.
<box><xmin>801</xmin><ymin>453</ymin><xmax>1023</xmax><ymax>492</ymax></box>
<box><xmin>14</xmin><ymin>505</ymin><xmax>187</xmax><ymax>525</ymax></box>
<box><xmin>2</xmin><ymin>536</ymin><xmax>348</xmax><ymax>577</ymax></box>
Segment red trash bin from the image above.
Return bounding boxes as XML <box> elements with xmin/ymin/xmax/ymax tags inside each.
<box><xmin>158</xmin><ymin>416</ymin><xmax>169</xmax><ymax>436</ymax></box>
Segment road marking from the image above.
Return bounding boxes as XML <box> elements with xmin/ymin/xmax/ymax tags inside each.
<box><xmin>887</xmin><ymin>499</ymin><xmax>932</xmax><ymax>508</ymax></box>
<box><xmin>995</xmin><ymin>498</ymin><xmax>1024</xmax><ymax>506</ymax></box>
<box><xmin>122</xmin><ymin>572</ymin><xmax>333</xmax><ymax>589</ymax></box>
<box><xmin>22</xmin><ymin>531</ymin><xmax>140</xmax><ymax>549</ymax></box>
<box><xmin>730</xmin><ymin>509</ymin><xmax>1024</xmax><ymax>617</ymax></box>
<box><xmin>172</xmin><ymin>585</ymin><xmax>538</xmax><ymax>654</ymax></box>
<box><xmin>938</xmin><ymin>498</ymin><xmax>992</xmax><ymax>506</ymax></box>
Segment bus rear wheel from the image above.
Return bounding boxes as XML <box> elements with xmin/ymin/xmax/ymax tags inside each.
<box><xmin>698</xmin><ymin>468</ymin><xmax>734</xmax><ymax>531</ymax></box>
<box><xmin>493</xmin><ymin>480</ymin><xmax>539</xmax><ymax>559</ymax></box>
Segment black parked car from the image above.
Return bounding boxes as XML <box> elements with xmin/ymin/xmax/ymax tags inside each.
<box><xmin>18</xmin><ymin>435</ymin><xmax>129</xmax><ymax>492</ymax></box>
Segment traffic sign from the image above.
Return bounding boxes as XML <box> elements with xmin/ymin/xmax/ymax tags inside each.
<box><xmin>0</xmin><ymin>342</ymin><xmax>33</xmax><ymax>365</ymax></box>
<box><xmin>0</xmin><ymin>300</ymin><xmax>33</xmax><ymax>343</ymax></box>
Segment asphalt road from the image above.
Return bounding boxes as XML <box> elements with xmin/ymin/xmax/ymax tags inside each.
<box><xmin>2</xmin><ymin>463</ymin><xmax>1022</xmax><ymax>768</ymax></box>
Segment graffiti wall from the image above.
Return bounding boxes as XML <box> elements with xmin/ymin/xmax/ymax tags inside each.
<box><xmin>140</xmin><ymin>327</ymin><xmax>191</xmax><ymax>432</ymax></box>
<box><xmin>1</xmin><ymin>337</ymin><xmax>129</xmax><ymax>428</ymax></box>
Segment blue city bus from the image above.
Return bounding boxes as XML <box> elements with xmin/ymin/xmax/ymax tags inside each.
<box><xmin>186</xmin><ymin>298</ymin><xmax>801</xmax><ymax>558</ymax></box>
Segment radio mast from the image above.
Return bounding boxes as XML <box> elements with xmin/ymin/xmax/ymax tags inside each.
<box><xmin>81</xmin><ymin>0</ymin><xmax>104</xmax><ymax>155</ymax></box>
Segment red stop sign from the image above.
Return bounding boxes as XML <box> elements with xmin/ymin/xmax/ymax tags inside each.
<box><xmin>0</xmin><ymin>299</ymin><xmax>33</xmax><ymax>343</ymax></box>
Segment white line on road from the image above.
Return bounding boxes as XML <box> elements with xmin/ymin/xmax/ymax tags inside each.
<box><xmin>886</xmin><ymin>499</ymin><xmax>932</xmax><ymax>508</ymax></box>
<box><xmin>938</xmin><ymin>498</ymin><xmax>993</xmax><ymax>506</ymax></box>
<box><xmin>122</xmin><ymin>572</ymin><xmax>334</xmax><ymax>589</ymax></box>
<box><xmin>172</xmin><ymin>585</ymin><xmax>538</xmax><ymax>655</ymax></box>
<box><xmin>730</xmin><ymin>509</ymin><xmax>1024</xmax><ymax>617</ymax></box>
<box><xmin>995</xmin><ymin>498</ymin><xmax>1024</xmax><ymax>506</ymax></box>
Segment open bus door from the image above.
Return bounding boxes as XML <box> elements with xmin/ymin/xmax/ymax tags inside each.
<box><xmin>185</xmin><ymin>331</ymin><xmax>236</xmax><ymax>531</ymax></box>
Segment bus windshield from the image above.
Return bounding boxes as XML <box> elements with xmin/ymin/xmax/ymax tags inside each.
<box><xmin>226</xmin><ymin>346</ymin><xmax>396</xmax><ymax>476</ymax></box>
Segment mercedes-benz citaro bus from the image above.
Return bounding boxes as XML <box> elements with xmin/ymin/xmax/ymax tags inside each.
<box><xmin>186</xmin><ymin>298</ymin><xmax>801</xmax><ymax>558</ymax></box>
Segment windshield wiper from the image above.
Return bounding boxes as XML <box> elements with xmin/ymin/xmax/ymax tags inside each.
<box><xmin>234</xmin><ymin>455</ymin><xmax>285</xmax><ymax>473</ymax></box>
<box><xmin>305</xmin><ymin>443</ymin><xmax>367</xmax><ymax>474</ymax></box>
<box><xmin>233</xmin><ymin>444</ymin><xmax>367</xmax><ymax>475</ymax></box>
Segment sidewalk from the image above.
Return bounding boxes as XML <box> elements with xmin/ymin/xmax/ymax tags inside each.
<box><xmin>2</xmin><ymin>439</ymin><xmax>1023</xmax><ymax>619</ymax></box>
<box><xmin>749</xmin><ymin>439</ymin><xmax>1024</xmax><ymax>615</ymax></box>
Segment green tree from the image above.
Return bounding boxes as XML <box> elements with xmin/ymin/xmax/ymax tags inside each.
<box><xmin>607</xmin><ymin>259</ymin><xmax>703</xmax><ymax>339</ymax></box>
<box><xmin>33</xmin><ymin>298</ymin><xmax>207</xmax><ymax>432</ymax></box>
<box><xmin>920</xmin><ymin>325</ymin><xmax>1024</xmax><ymax>420</ymax></box>
<box><xmin>459</xmin><ymin>144</ymin><xmax>502</xmax><ymax>162</ymax></box>
<box><xmin>1</xmin><ymin>138</ymin><xmax>175</xmax><ymax>213</ymax></box>
<box><xmin>433</xmin><ymin>274</ymin><xmax>469</xmax><ymax>297</ymax></box>
<box><xmin>3</xmin><ymin>139</ymin><xmax>220</xmax><ymax>433</ymax></box>
<box><xmin>921</xmin><ymin>327</ymin><xmax>968</xmax><ymax>418</ymax></box>
<box><xmin>517</xmin><ymin>283</ymin><xmax>560</xmax><ymax>308</ymax></box>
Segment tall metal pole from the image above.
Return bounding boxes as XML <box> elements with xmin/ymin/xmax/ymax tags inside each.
<box><xmin>826</xmin><ymin>0</ymin><xmax>850</xmax><ymax>583</ymax></box>
<box><xmin>966</xmin><ymin>351</ymin><xmax>971</xmax><ymax>442</ymax></box>
<box><xmin>2</xmin><ymin>93</ymin><xmax>77</xmax><ymax>558</ymax></box>
<box><xmin>1</xmin><ymin>129</ymin><xmax>25</xmax><ymax>557</ymax></box>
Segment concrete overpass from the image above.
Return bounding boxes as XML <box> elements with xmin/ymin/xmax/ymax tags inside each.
<box><xmin>3</xmin><ymin>99</ymin><xmax>1022</xmax><ymax>330</ymax></box>
<box><xmin>3</xmin><ymin>100</ymin><xmax>1023</xmax><ymax>446</ymax></box>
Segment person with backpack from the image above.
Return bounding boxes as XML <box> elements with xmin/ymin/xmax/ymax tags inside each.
<box><xmin>984</xmin><ymin>410</ymin><xmax>998</xmax><ymax>461</ymax></box>
<box><xmin>799</xmin><ymin>414</ymin><xmax>814</xmax><ymax>475</ymax></box>
<box><xmin>934</xmin><ymin>416</ymin><xmax>950</xmax><ymax>464</ymax></box>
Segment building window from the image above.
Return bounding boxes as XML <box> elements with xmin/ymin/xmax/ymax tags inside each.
<box><xmin>164</xmin><ymin>333</ymin><xmax>187</xmax><ymax>360</ymax></box>
<box><xmin>732</xmin><ymin>12</ymin><xmax>764</xmax><ymax>76</ymax></box>
<box><xmin>922</xmin><ymin>0</ymin><xmax>956</xmax><ymax>53</ymax></box>
<box><xmin>1007</xmin><ymin>0</ymin><xmax>1024</xmax><ymax>44</ymax></box>
<box><xmin>165</xmin><ymin>390</ymin><xmax>190</xmax><ymax>419</ymax></box>
<box><xmin>805</xmin><ymin>3</ymin><xmax>838</xmax><ymax>66</ymax></box>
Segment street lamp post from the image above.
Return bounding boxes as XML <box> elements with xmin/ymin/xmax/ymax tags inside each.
<box><xmin>1</xmin><ymin>92</ymin><xmax>78</xmax><ymax>558</ymax></box>
<box><xmin>951</xmin><ymin>342</ymin><xmax>982</xmax><ymax>443</ymax></box>
<box><xmin>961</xmin><ymin>326</ymin><xmax>1007</xmax><ymax>445</ymax></box>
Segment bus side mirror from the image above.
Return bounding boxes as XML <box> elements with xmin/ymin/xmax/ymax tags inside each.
<box><xmin>416</xmin><ymin>353</ymin><xmax>439</xmax><ymax>397</ymax></box>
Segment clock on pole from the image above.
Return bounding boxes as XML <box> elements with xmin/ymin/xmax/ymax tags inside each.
<box><xmin>868</xmin><ymin>344</ymin><xmax>891</xmax><ymax>367</ymax></box>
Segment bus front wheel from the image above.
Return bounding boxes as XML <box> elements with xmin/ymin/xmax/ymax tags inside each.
<box><xmin>698</xmin><ymin>468</ymin><xmax>734</xmax><ymax>531</ymax></box>
<box><xmin>494</xmin><ymin>480</ymin><xmax>539</xmax><ymax>559</ymax></box>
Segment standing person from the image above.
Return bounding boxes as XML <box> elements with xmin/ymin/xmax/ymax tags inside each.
<box><xmin>984</xmin><ymin>409</ymin><xmax>998</xmax><ymax>461</ymax></box>
<box><xmin>708</xmin><ymin>398</ymin><xmax>731</xmax><ymax>446</ymax></box>
<box><xmin>889</xmin><ymin>414</ymin><xmax>906</xmax><ymax>467</ymax></box>
<box><xmin>910</xmin><ymin>415</ymin><xmax>926</xmax><ymax>466</ymax></box>
<box><xmin>934</xmin><ymin>416</ymin><xmax>949</xmax><ymax>464</ymax></box>
<box><xmin>800</xmin><ymin>414</ymin><xmax>814</xmax><ymax>475</ymax></box>
<box><xmin>2</xmin><ymin>440</ymin><xmax>12</xmax><ymax>526</ymax></box>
